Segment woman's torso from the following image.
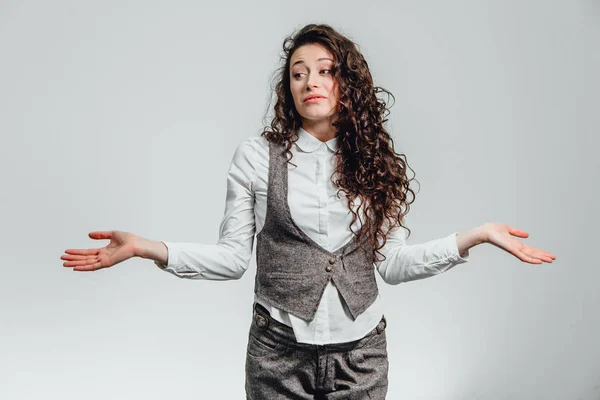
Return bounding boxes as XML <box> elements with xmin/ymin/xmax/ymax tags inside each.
<box><xmin>248</xmin><ymin>127</ymin><xmax>384</xmax><ymax>345</ymax></box>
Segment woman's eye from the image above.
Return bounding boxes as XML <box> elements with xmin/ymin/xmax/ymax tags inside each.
<box><xmin>292</xmin><ymin>70</ymin><xmax>330</xmax><ymax>79</ymax></box>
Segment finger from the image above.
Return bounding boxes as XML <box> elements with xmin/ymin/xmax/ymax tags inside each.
<box><xmin>64</xmin><ymin>232</ymin><xmax>112</xmax><ymax>256</ymax></box>
<box><xmin>88</xmin><ymin>231</ymin><xmax>113</xmax><ymax>240</ymax></box>
<box><xmin>534</xmin><ymin>252</ymin><xmax>554</xmax><ymax>263</ymax></box>
<box><xmin>508</xmin><ymin>226</ymin><xmax>529</xmax><ymax>238</ymax></box>
<box><xmin>61</xmin><ymin>254</ymin><xmax>96</xmax><ymax>261</ymax></box>
<box><xmin>523</xmin><ymin>246</ymin><xmax>556</xmax><ymax>261</ymax></box>
<box><xmin>515</xmin><ymin>249</ymin><xmax>542</xmax><ymax>264</ymax></box>
<box><xmin>74</xmin><ymin>261</ymin><xmax>103</xmax><ymax>271</ymax></box>
<box><xmin>64</xmin><ymin>248</ymin><xmax>100</xmax><ymax>256</ymax></box>
<box><xmin>540</xmin><ymin>250</ymin><xmax>556</xmax><ymax>260</ymax></box>
<box><xmin>531</xmin><ymin>253</ymin><xmax>553</xmax><ymax>263</ymax></box>
<box><xmin>521</xmin><ymin>247</ymin><xmax>553</xmax><ymax>263</ymax></box>
<box><xmin>63</xmin><ymin>258</ymin><xmax>98</xmax><ymax>267</ymax></box>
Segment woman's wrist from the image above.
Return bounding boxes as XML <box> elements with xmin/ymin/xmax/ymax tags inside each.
<box><xmin>456</xmin><ymin>224</ymin><xmax>489</xmax><ymax>257</ymax></box>
<box><xmin>133</xmin><ymin>238</ymin><xmax>168</xmax><ymax>264</ymax></box>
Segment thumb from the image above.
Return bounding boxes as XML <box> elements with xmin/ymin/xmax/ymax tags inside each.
<box><xmin>88</xmin><ymin>231</ymin><xmax>113</xmax><ymax>240</ymax></box>
<box><xmin>509</xmin><ymin>226</ymin><xmax>529</xmax><ymax>238</ymax></box>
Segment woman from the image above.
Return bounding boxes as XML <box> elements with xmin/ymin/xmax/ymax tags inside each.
<box><xmin>61</xmin><ymin>24</ymin><xmax>555</xmax><ymax>399</ymax></box>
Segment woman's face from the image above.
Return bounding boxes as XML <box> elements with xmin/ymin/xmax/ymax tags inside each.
<box><xmin>289</xmin><ymin>43</ymin><xmax>339</xmax><ymax>125</ymax></box>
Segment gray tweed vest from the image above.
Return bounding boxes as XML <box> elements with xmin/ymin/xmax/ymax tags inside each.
<box><xmin>254</xmin><ymin>140</ymin><xmax>379</xmax><ymax>322</ymax></box>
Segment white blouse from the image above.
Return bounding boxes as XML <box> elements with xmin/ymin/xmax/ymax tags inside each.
<box><xmin>155</xmin><ymin>127</ymin><xmax>470</xmax><ymax>344</ymax></box>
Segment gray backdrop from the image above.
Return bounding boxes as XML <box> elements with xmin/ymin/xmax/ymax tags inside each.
<box><xmin>1</xmin><ymin>0</ymin><xmax>597</xmax><ymax>399</ymax></box>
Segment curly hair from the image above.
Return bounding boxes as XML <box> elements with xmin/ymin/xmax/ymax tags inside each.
<box><xmin>261</xmin><ymin>23</ymin><xmax>418</xmax><ymax>263</ymax></box>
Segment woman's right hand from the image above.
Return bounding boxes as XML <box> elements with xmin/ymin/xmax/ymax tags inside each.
<box><xmin>61</xmin><ymin>230</ymin><xmax>140</xmax><ymax>271</ymax></box>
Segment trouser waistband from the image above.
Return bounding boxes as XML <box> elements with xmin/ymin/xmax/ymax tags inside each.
<box><xmin>251</xmin><ymin>302</ymin><xmax>387</xmax><ymax>350</ymax></box>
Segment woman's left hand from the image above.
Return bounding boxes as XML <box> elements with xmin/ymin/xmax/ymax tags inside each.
<box><xmin>482</xmin><ymin>222</ymin><xmax>556</xmax><ymax>264</ymax></box>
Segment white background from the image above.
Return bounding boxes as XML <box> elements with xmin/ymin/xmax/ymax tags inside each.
<box><xmin>1</xmin><ymin>0</ymin><xmax>597</xmax><ymax>398</ymax></box>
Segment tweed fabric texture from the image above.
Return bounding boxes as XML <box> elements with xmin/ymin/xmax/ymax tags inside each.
<box><xmin>245</xmin><ymin>302</ymin><xmax>389</xmax><ymax>399</ymax></box>
<box><xmin>255</xmin><ymin>140</ymin><xmax>379</xmax><ymax>322</ymax></box>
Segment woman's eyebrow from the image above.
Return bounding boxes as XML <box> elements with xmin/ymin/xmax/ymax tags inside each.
<box><xmin>291</xmin><ymin>57</ymin><xmax>334</xmax><ymax>67</ymax></box>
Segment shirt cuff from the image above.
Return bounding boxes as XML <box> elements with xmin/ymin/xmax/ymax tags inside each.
<box><xmin>153</xmin><ymin>241</ymin><xmax>179</xmax><ymax>270</ymax></box>
<box><xmin>450</xmin><ymin>232</ymin><xmax>470</xmax><ymax>263</ymax></box>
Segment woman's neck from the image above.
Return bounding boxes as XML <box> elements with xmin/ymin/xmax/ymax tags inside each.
<box><xmin>301</xmin><ymin>118</ymin><xmax>337</xmax><ymax>142</ymax></box>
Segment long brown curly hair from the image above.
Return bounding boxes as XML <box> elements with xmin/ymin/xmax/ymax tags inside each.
<box><xmin>261</xmin><ymin>23</ymin><xmax>418</xmax><ymax>263</ymax></box>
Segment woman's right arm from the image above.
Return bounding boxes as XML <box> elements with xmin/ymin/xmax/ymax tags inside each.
<box><xmin>61</xmin><ymin>138</ymin><xmax>258</xmax><ymax>277</ymax></box>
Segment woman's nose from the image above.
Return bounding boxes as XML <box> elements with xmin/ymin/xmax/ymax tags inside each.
<box><xmin>306</xmin><ymin>74</ymin><xmax>319</xmax><ymax>89</ymax></box>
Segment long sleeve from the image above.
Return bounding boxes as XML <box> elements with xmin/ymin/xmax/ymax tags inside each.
<box><xmin>375</xmin><ymin>217</ymin><xmax>470</xmax><ymax>285</ymax></box>
<box><xmin>154</xmin><ymin>139</ymin><xmax>258</xmax><ymax>280</ymax></box>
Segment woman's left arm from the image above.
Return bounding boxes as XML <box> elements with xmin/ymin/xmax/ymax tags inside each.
<box><xmin>375</xmin><ymin>220</ymin><xmax>556</xmax><ymax>285</ymax></box>
<box><xmin>458</xmin><ymin>222</ymin><xmax>556</xmax><ymax>264</ymax></box>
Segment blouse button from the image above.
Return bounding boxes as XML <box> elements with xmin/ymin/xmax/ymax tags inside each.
<box><xmin>325</xmin><ymin>265</ymin><xmax>332</xmax><ymax>272</ymax></box>
<box><xmin>328</xmin><ymin>257</ymin><xmax>336</xmax><ymax>264</ymax></box>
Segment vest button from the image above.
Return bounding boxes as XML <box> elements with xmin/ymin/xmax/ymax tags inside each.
<box><xmin>328</xmin><ymin>257</ymin><xmax>336</xmax><ymax>264</ymax></box>
<box><xmin>325</xmin><ymin>265</ymin><xmax>332</xmax><ymax>272</ymax></box>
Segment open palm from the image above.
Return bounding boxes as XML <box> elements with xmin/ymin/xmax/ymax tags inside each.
<box><xmin>483</xmin><ymin>222</ymin><xmax>556</xmax><ymax>264</ymax></box>
<box><xmin>61</xmin><ymin>230</ymin><xmax>139</xmax><ymax>271</ymax></box>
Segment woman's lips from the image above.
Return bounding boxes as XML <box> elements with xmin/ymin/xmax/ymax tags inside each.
<box><xmin>305</xmin><ymin>97</ymin><xmax>326</xmax><ymax>103</ymax></box>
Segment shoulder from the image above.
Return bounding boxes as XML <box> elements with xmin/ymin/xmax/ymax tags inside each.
<box><xmin>233</xmin><ymin>135</ymin><xmax>268</xmax><ymax>158</ymax></box>
<box><xmin>230</xmin><ymin>135</ymin><xmax>269</xmax><ymax>174</ymax></box>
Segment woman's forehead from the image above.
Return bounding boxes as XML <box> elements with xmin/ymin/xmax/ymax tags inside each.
<box><xmin>290</xmin><ymin>44</ymin><xmax>334</xmax><ymax>64</ymax></box>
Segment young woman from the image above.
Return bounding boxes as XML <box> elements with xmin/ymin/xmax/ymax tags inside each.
<box><xmin>61</xmin><ymin>24</ymin><xmax>556</xmax><ymax>399</ymax></box>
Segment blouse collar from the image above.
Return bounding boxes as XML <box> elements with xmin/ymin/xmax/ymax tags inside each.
<box><xmin>295</xmin><ymin>126</ymin><xmax>339</xmax><ymax>153</ymax></box>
